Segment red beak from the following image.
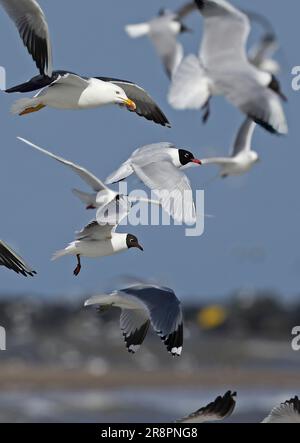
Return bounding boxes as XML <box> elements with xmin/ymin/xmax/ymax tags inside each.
<box><xmin>192</xmin><ymin>159</ymin><xmax>202</xmax><ymax>165</ymax></box>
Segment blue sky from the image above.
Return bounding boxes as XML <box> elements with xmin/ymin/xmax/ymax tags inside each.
<box><xmin>0</xmin><ymin>0</ymin><xmax>299</xmax><ymax>301</ymax></box>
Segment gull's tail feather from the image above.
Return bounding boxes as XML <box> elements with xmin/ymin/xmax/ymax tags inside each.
<box><xmin>11</xmin><ymin>97</ymin><xmax>42</xmax><ymax>115</ymax></box>
<box><xmin>52</xmin><ymin>243</ymin><xmax>76</xmax><ymax>261</ymax></box>
<box><xmin>125</xmin><ymin>23</ymin><xmax>150</xmax><ymax>38</ymax></box>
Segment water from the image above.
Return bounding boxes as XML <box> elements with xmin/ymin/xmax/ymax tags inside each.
<box><xmin>0</xmin><ymin>387</ymin><xmax>297</xmax><ymax>423</ymax></box>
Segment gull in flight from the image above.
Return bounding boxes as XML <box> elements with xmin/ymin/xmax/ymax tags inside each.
<box><xmin>0</xmin><ymin>0</ymin><xmax>52</xmax><ymax>76</ymax></box>
<box><xmin>53</xmin><ymin>219</ymin><xmax>144</xmax><ymax>277</ymax></box>
<box><xmin>125</xmin><ymin>6</ymin><xmax>193</xmax><ymax>79</ymax></box>
<box><xmin>201</xmin><ymin>118</ymin><xmax>259</xmax><ymax>178</ymax></box>
<box><xmin>262</xmin><ymin>396</ymin><xmax>300</xmax><ymax>423</ymax></box>
<box><xmin>17</xmin><ymin>137</ymin><xmax>160</xmax><ymax>216</ymax></box>
<box><xmin>176</xmin><ymin>392</ymin><xmax>300</xmax><ymax>423</ymax></box>
<box><xmin>3</xmin><ymin>2</ymin><xmax>170</xmax><ymax>127</ymax></box>
<box><xmin>106</xmin><ymin>143</ymin><xmax>202</xmax><ymax>225</ymax></box>
<box><xmin>176</xmin><ymin>391</ymin><xmax>237</xmax><ymax>423</ymax></box>
<box><xmin>85</xmin><ymin>284</ymin><xmax>183</xmax><ymax>356</ymax></box>
<box><xmin>168</xmin><ymin>0</ymin><xmax>288</xmax><ymax>135</ymax></box>
<box><xmin>0</xmin><ymin>240</ymin><xmax>36</xmax><ymax>277</ymax></box>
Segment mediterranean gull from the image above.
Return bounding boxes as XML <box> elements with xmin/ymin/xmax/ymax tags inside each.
<box><xmin>17</xmin><ymin>137</ymin><xmax>160</xmax><ymax>216</ymax></box>
<box><xmin>125</xmin><ymin>7</ymin><xmax>192</xmax><ymax>79</ymax></box>
<box><xmin>0</xmin><ymin>240</ymin><xmax>36</xmax><ymax>277</ymax></box>
<box><xmin>106</xmin><ymin>143</ymin><xmax>202</xmax><ymax>225</ymax></box>
<box><xmin>0</xmin><ymin>0</ymin><xmax>52</xmax><ymax>76</ymax></box>
<box><xmin>85</xmin><ymin>284</ymin><xmax>183</xmax><ymax>356</ymax></box>
<box><xmin>201</xmin><ymin>118</ymin><xmax>259</xmax><ymax>178</ymax></box>
<box><xmin>168</xmin><ymin>0</ymin><xmax>288</xmax><ymax>135</ymax></box>
<box><xmin>176</xmin><ymin>391</ymin><xmax>237</xmax><ymax>423</ymax></box>
<box><xmin>53</xmin><ymin>219</ymin><xmax>144</xmax><ymax>277</ymax></box>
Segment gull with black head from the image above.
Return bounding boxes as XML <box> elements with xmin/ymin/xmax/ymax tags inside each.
<box><xmin>106</xmin><ymin>143</ymin><xmax>202</xmax><ymax>225</ymax></box>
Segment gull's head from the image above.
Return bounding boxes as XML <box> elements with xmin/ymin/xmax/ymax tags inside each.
<box><xmin>111</xmin><ymin>84</ymin><xmax>137</xmax><ymax>110</ymax></box>
<box><xmin>126</xmin><ymin>234</ymin><xmax>144</xmax><ymax>252</ymax></box>
<box><xmin>178</xmin><ymin>149</ymin><xmax>202</xmax><ymax>167</ymax></box>
<box><xmin>251</xmin><ymin>151</ymin><xmax>260</xmax><ymax>164</ymax></box>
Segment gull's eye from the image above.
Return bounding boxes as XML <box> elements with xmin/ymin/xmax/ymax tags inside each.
<box><xmin>116</xmin><ymin>91</ymin><xmax>121</xmax><ymax>95</ymax></box>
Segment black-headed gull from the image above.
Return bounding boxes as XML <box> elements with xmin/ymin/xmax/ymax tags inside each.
<box><xmin>125</xmin><ymin>7</ymin><xmax>192</xmax><ymax>79</ymax></box>
<box><xmin>168</xmin><ymin>0</ymin><xmax>288</xmax><ymax>135</ymax></box>
<box><xmin>202</xmin><ymin>118</ymin><xmax>259</xmax><ymax>178</ymax></box>
<box><xmin>85</xmin><ymin>284</ymin><xmax>183</xmax><ymax>356</ymax></box>
<box><xmin>0</xmin><ymin>0</ymin><xmax>52</xmax><ymax>76</ymax></box>
<box><xmin>17</xmin><ymin>137</ymin><xmax>159</xmax><ymax>214</ymax></box>
<box><xmin>262</xmin><ymin>396</ymin><xmax>300</xmax><ymax>423</ymax></box>
<box><xmin>106</xmin><ymin>143</ymin><xmax>202</xmax><ymax>225</ymax></box>
<box><xmin>0</xmin><ymin>240</ymin><xmax>36</xmax><ymax>277</ymax></box>
<box><xmin>7</xmin><ymin>71</ymin><xmax>170</xmax><ymax>127</ymax></box>
<box><xmin>176</xmin><ymin>391</ymin><xmax>237</xmax><ymax>423</ymax></box>
<box><xmin>53</xmin><ymin>218</ymin><xmax>143</xmax><ymax>277</ymax></box>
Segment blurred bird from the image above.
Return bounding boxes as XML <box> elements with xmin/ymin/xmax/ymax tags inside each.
<box><xmin>247</xmin><ymin>11</ymin><xmax>281</xmax><ymax>75</ymax></box>
<box><xmin>168</xmin><ymin>0</ymin><xmax>288</xmax><ymax>135</ymax></box>
<box><xmin>176</xmin><ymin>391</ymin><xmax>237</xmax><ymax>423</ymax></box>
<box><xmin>0</xmin><ymin>240</ymin><xmax>36</xmax><ymax>277</ymax></box>
<box><xmin>125</xmin><ymin>6</ymin><xmax>193</xmax><ymax>79</ymax></box>
<box><xmin>201</xmin><ymin>118</ymin><xmax>259</xmax><ymax>178</ymax></box>
<box><xmin>85</xmin><ymin>284</ymin><xmax>183</xmax><ymax>356</ymax></box>
<box><xmin>106</xmin><ymin>143</ymin><xmax>202</xmax><ymax>225</ymax></box>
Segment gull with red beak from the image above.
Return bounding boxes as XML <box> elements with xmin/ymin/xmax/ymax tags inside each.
<box><xmin>106</xmin><ymin>143</ymin><xmax>202</xmax><ymax>225</ymax></box>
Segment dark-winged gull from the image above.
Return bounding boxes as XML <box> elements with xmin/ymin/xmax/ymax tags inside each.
<box><xmin>7</xmin><ymin>71</ymin><xmax>170</xmax><ymax>127</ymax></box>
<box><xmin>85</xmin><ymin>284</ymin><xmax>183</xmax><ymax>356</ymax></box>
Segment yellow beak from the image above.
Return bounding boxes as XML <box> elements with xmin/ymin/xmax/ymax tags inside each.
<box><xmin>123</xmin><ymin>98</ymin><xmax>137</xmax><ymax>111</ymax></box>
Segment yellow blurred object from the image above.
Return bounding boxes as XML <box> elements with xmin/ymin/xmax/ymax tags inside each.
<box><xmin>198</xmin><ymin>305</ymin><xmax>227</xmax><ymax>330</ymax></box>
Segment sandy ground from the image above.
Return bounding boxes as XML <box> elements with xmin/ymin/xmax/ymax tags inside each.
<box><xmin>0</xmin><ymin>364</ymin><xmax>299</xmax><ymax>390</ymax></box>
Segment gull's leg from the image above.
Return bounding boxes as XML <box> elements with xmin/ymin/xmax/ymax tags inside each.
<box><xmin>73</xmin><ymin>255</ymin><xmax>82</xmax><ymax>276</ymax></box>
<box><xmin>202</xmin><ymin>98</ymin><xmax>211</xmax><ymax>124</ymax></box>
<box><xmin>19</xmin><ymin>104</ymin><xmax>46</xmax><ymax>116</ymax></box>
<box><xmin>86</xmin><ymin>204</ymin><xmax>96</xmax><ymax>210</ymax></box>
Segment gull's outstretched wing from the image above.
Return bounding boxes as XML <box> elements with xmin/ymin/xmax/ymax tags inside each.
<box><xmin>262</xmin><ymin>396</ymin><xmax>300</xmax><ymax>423</ymax></box>
<box><xmin>168</xmin><ymin>55</ymin><xmax>210</xmax><ymax>110</ymax></box>
<box><xmin>121</xmin><ymin>285</ymin><xmax>183</xmax><ymax>356</ymax></box>
<box><xmin>176</xmin><ymin>391</ymin><xmax>237</xmax><ymax>423</ymax></box>
<box><xmin>195</xmin><ymin>0</ymin><xmax>250</xmax><ymax>68</ymax></box>
<box><xmin>0</xmin><ymin>0</ymin><xmax>52</xmax><ymax>76</ymax></box>
<box><xmin>231</xmin><ymin>118</ymin><xmax>256</xmax><ymax>157</ymax></box>
<box><xmin>97</xmin><ymin>77</ymin><xmax>171</xmax><ymax>128</ymax></box>
<box><xmin>18</xmin><ymin>137</ymin><xmax>108</xmax><ymax>193</ymax></box>
<box><xmin>0</xmin><ymin>240</ymin><xmax>36</xmax><ymax>277</ymax></box>
<box><xmin>133</xmin><ymin>161</ymin><xmax>196</xmax><ymax>225</ymax></box>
